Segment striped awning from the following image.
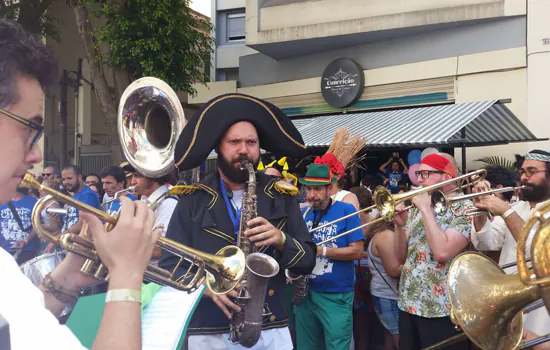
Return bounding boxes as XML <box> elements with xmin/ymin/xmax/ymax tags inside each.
<box><xmin>294</xmin><ymin>100</ymin><xmax>542</xmax><ymax>148</ymax></box>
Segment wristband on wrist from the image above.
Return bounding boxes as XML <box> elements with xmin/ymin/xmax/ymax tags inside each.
<box><xmin>501</xmin><ymin>208</ymin><xmax>515</xmax><ymax>220</ymax></box>
<box><xmin>105</xmin><ymin>289</ymin><xmax>142</xmax><ymax>304</ymax></box>
<box><xmin>322</xmin><ymin>246</ymin><xmax>327</xmax><ymax>257</ymax></box>
<box><xmin>279</xmin><ymin>230</ymin><xmax>286</xmax><ymax>246</ymax></box>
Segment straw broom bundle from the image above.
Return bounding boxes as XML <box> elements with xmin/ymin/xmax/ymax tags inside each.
<box><xmin>326</xmin><ymin>127</ymin><xmax>367</xmax><ymax>169</ymax></box>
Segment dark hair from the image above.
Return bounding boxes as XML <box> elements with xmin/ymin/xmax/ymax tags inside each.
<box><xmin>62</xmin><ymin>164</ymin><xmax>83</xmax><ymax>176</ymax></box>
<box><xmin>514</xmin><ymin>154</ymin><xmax>525</xmax><ymax>171</ymax></box>
<box><xmin>0</xmin><ymin>20</ymin><xmax>58</xmax><ymax>108</ymax></box>
<box><xmin>349</xmin><ymin>186</ymin><xmax>373</xmax><ymax>211</ymax></box>
<box><xmin>89</xmin><ymin>182</ymin><xmax>105</xmax><ymax>201</ymax></box>
<box><xmin>85</xmin><ymin>172</ymin><xmax>100</xmax><ymax>181</ymax></box>
<box><xmin>484</xmin><ymin>166</ymin><xmax>517</xmax><ymax>201</ymax></box>
<box><xmin>100</xmin><ymin>165</ymin><xmax>127</xmax><ymax>185</ymax></box>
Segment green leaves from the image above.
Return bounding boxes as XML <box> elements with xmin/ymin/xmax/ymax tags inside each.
<box><xmin>0</xmin><ymin>0</ymin><xmax>63</xmax><ymax>42</ymax></box>
<box><xmin>474</xmin><ymin>156</ymin><xmax>515</xmax><ymax>171</ymax></box>
<box><xmin>83</xmin><ymin>0</ymin><xmax>213</xmax><ymax>95</ymax></box>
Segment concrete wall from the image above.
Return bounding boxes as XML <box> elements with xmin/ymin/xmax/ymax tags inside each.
<box><xmin>246</xmin><ymin>0</ymin><xmax>525</xmax><ymax>46</ymax></box>
<box><xmin>217</xmin><ymin>45</ymin><xmax>258</xmax><ymax>69</ymax></box>
<box><xmin>454</xmin><ymin>69</ymin><xmax>528</xmax><ymax>169</ymax></box>
<box><xmin>239</xmin><ymin>16</ymin><xmax>526</xmax><ymax>87</ymax></box>
<box><xmin>526</xmin><ymin>0</ymin><xmax>550</xmax><ymax>152</ymax></box>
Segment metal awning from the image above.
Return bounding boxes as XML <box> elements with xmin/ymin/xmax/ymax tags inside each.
<box><xmin>294</xmin><ymin>100</ymin><xmax>543</xmax><ymax>148</ymax></box>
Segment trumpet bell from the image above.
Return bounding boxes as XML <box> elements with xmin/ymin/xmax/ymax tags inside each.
<box><xmin>206</xmin><ymin>246</ymin><xmax>246</xmax><ymax>295</ymax></box>
<box><xmin>448</xmin><ymin>252</ymin><xmax>541</xmax><ymax>350</ymax></box>
<box><xmin>118</xmin><ymin>77</ymin><xmax>185</xmax><ymax>178</ymax></box>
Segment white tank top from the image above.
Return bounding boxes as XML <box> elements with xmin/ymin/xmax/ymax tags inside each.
<box><xmin>332</xmin><ymin>189</ymin><xmax>350</xmax><ymax>202</ymax></box>
<box><xmin>368</xmin><ymin>238</ymin><xmax>399</xmax><ymax>300</ymax></box>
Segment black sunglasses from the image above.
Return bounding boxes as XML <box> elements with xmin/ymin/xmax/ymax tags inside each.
<box><xmin>0</xmin><ymin>107</ymin><xmax>44</xmax><ymax>149</ymax></box>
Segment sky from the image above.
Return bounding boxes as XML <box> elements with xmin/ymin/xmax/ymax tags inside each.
<box><xmin>190</xmin><ymin>0</ymin><xmax>211</xmax><ymax>17</ymax></box>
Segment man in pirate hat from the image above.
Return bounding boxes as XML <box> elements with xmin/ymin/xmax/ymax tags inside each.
<box><xmin>159</xmin><ymin>93</ymin><xmax>316</xmax><ymax>350</ymax></box>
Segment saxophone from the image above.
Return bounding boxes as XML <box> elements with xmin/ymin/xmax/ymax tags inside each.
<box><xmin>229</xmin><ymin>160</ymin><xmax>280</xmax><ymax>348</ymax></box>
<box><xmin>285</xmin><ymin>270</ymin><xmax>308</xmax><ymax>305</ymax></box>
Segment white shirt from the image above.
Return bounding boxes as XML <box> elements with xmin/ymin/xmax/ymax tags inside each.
<box><xmin>471</xmin><ymin>199</ymin><xmax>550</xmax><ymax>335</ymax></box>
<box><xmin>147</xmin><ymin>185</ymin><xmax>178</xmax><ymax>266</ymax></box>
<box><xmin>0</xmin><ymin>248</ymin><xmax>86</xmax><ymax>349</ymax></box>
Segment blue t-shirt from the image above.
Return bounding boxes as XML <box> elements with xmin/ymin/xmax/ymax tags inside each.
<box><xmin>385</xmin><ymin>170</ymin><xmax>404</xmax><ymax>194</ymax></box>
<box><xmin>0</xmin><ymin>195</ymin><xmax>39</xmax><ymax>253</ymax></box>
<box><xmin>302</xmin><ymin>201</ymin><xmax>363</xmax><ymax>293</ymax></box>
<box><xmin>62</xmin><ymin>186</ymin><xmax>101</xmax><ymax>231</ymax></box>
<box><xmin>104</xmin><ymin>193</ymin><xmax>137</xmax><ymax>215</ymax></box>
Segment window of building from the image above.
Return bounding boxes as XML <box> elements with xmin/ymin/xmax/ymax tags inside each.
<box><xmin>227</xmin><ymin>12</ymin><xmax>245</xmax><ymax>42</ymax></box>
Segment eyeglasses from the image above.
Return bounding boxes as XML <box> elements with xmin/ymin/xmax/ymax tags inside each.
<box><xmin>42</xmin><ymin>173</ymin><xmax>55</xmax><ymax>177</ymax></box>
<box><xmin>415</xmin><ymin>170</ymin><xmax>445</xmax><ymax>179</ymax></box>
<box><xmin>0</xmin><ymin>107</ymin><xmax>44</xmax><ymax>149</ymax></box>
<box><xmin>518</xmin><ymin>167</ymin><xmax>546</xmax><ymax>178</ymax></box>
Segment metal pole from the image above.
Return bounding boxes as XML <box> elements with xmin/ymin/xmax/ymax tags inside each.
<box><xmin>59</xmin><ymin>70</ymin><xmax>68</xmax><ymax>169</ymax></box>
<box><xmin>461</xmin><ymin>128</ymin><xmax>466</xmax><ymax>174</ymax></box>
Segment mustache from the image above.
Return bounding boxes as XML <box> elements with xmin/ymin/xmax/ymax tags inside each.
<box><xmin>232</xmin><ymin>155</ymin><xmax>253</xmax><ymax>166</ymax></box>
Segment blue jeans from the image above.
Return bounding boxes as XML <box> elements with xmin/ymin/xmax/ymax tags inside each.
<box><xmin>372</xmin><ymin>295</ymin><xmax>399</xmax><ymax>335</ymax></box>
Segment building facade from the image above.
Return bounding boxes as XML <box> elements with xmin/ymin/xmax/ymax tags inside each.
<box><xmin>35</xmin><ymin>3</ymin><xmax>209</xmax><ymax>176</ymax></box>
<box><xmin>197</xmin><ymin>0</ymin><xmax>550</xmax><ymax>170</ymax></box>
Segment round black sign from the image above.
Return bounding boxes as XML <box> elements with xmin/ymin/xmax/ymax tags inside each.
<box><xmin>321</xmin><ymin>58</ymin><xmax>365</xmax><ymax>108</ymax></box>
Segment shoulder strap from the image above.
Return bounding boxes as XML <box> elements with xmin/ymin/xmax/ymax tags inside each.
<box><xmin>367</xmin><ymin>240</ymin><xmax>397</xmax><ymax>295</ymax></box>
<box><xmin>7</xmin><ymin>201</ymin><xmax>31</xmax><ymax>232</ymax></box>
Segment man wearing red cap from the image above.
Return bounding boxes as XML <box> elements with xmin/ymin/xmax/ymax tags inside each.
<box><xmin>393</xmin><ymin>153</ymin><xmax>472</xmax><ymax>349</ymax></box>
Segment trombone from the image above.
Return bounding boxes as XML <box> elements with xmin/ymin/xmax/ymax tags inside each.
<box><xmin>101</xmin><ymin>186</ymin><xmax>136</xmax><ymax>211</ymax></box>
<box><xmin>23</xmin><ymin>77</ymin><xmax>246</xmax><ymax>295</ymax></box>
<box><xmin>431</xmin><ymin>186</ymin><xmax>525</xmax><ymax>217</ymax></box>
<box><xmin>314</xmin><ymin>169</ymin><xmax>487</xmax><ymax>245</ymax></box>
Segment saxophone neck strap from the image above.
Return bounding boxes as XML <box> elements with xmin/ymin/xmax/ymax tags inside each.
<box><xmin>220</xmin><ymin>177</ymin><xmax>241</xmax><ymax>244</ymax></box>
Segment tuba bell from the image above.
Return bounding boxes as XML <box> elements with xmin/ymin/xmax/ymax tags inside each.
<box><xmin>424</xmin><ymin>252</ymin><xmax>549</xmax><ymax>350</ymax></box>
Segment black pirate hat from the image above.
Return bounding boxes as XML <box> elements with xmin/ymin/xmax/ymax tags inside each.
<box><xmin>174</xmin><ymin>93</ymin><xmax>307</xmax><ymax>170</ymax></box>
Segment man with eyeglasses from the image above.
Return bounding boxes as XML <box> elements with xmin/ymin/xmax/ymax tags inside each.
<box><xmin>393</xmin><ymin>153</ymin><xmax>472</xmax><ymax>350</ymax></box>
<box><xmin>471</xmin><ymin>149</ymin><xmax>550</xmax><ymax>339</ymax></box>
<box><xmin>42</xmin><ymin>166</ymin><xmax>59</xmax><ymax>181</ymax></box>
<box><xmin>0</xmin><ymin>19</ymin><xmax>161</xmax><ymax>350</ymax></box>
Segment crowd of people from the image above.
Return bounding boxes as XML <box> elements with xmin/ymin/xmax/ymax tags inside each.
<box><xmin>1</xmin><ymin>18</ymin><xmax>549</xmax><ymax>350</ymax></box>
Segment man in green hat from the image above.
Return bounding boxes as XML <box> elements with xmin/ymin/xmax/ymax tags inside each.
<box><xmin>295</xmin><ymin>163</ymin><xmax>365</xmax><ymax>350</ymax></box>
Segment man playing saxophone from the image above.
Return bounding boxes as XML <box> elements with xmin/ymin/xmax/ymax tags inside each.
<box><xmin>159</xmin><ymin>94</ymin><xmax>316</xmax><ymax>350</ymax></box>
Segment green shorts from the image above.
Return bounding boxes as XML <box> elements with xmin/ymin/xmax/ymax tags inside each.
<box><xmin>295</xmin><ymin>290</ymin><xmax>354</xmax><ymax>350</ymax></box>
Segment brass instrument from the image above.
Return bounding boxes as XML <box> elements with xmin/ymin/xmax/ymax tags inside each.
<box><xmin>517</xmin><ymin>200</ymin><xmax>550</xmax><ymax>313</ymax></box>
<box><xmin>101</xmin><ymin>186</ymin><xmax>136</xmax><ymax>211</ymax></box>
<box><xmin>23</xmin><ymin>77</ymin><xmax>245</xmax><ymax>294</ymax></box>
<box><xmin>431</xmin><ymin>186</ymin><xmax>525</xmax><ymax>217</ymax></box>
<box><xmin>230</xmin><ymin>160</ymin><xmax>280</xmax><ymax>347</ymax></box>
<box><xmin>287</xmin><ymin>170</ymin><xmax>488</xmax><ymax>305</ymax></box>
<box><xmin>374</xmin><ymin>169</ymin><xmax>487</xmax><ymax>221</ymax></box>
<box><xmin>423</xmin><ymin>252</ymin><xmax>550</xmax><ymax>350</ymax></box>
<box><xmin>312</xmin><ymin>169</ymin><xmax>487</xmax><ymax>245</ymax></box>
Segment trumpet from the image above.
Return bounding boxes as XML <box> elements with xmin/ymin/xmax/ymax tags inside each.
<box><xmin>431</xmin><ymin>186</ymin><xmax>525</xmax><ymax>217</ymax></box>
<box><xmin>22</xmin><ymin>77</ymin><xmax>246</xmax><ymax>295</ymax></box>
<box><xmin>25</xmin><ymin>176</ymin><xmax>244</xmax><ymax>294</ymax></box>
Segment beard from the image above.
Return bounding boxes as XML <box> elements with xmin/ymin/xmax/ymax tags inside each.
<box><xmin>66</xmin><ymin>182</ymin><xmax>80</xmax><ymax>193</ymax></box>
<box><xmin>521</xmin><ymin>178</ymin><xmax>550</xmax><ymax>203</ymax></box>
<box><xmin>217</xmin><ymin>153</ymin><xmax>259</xmax><ymax>183</ymax></box>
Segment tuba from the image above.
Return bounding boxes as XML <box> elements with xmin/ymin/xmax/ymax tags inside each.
<box><xmin>229</xmin><ymin>161</ymin><xmax>280</xmax><ymax>348</ymax></box>
<box><xmin>24</xmin><ymin>77</ymin><xmax>245</xmax><ymax>295</ymax></box>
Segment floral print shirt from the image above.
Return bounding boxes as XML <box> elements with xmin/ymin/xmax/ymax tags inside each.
<box><xmin>398</xmin><ymin>199</ymin><xmax>474</xmax><ymax>318</ymax></box>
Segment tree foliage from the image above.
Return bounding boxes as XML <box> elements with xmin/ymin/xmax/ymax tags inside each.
<box><xmin>85</xmin><ymin>0</ymin><xmax>213</xmax><ymax>95</ymax></box>
<box><xmin>0</xmin><ymin>0</ymin><xmax>62</xmax><ymax>42</ymax></box>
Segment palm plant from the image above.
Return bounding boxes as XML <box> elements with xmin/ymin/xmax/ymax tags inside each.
<box><xmin>474</xmin><ymin>156</ymin><xmax>515</xmax><ymax>171</ymax></box>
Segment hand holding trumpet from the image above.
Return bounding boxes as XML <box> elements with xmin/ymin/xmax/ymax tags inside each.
<box><xmin>472</xmin><ymin>180</ymin><xmax>511</xmax><ymax>217</ymax></box>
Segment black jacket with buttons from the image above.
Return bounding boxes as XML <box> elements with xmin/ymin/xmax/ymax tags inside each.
<box><xmin>159</xmin><ymin>171</ymin><xmax>316</xmax><ymax>336</ymax></box>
